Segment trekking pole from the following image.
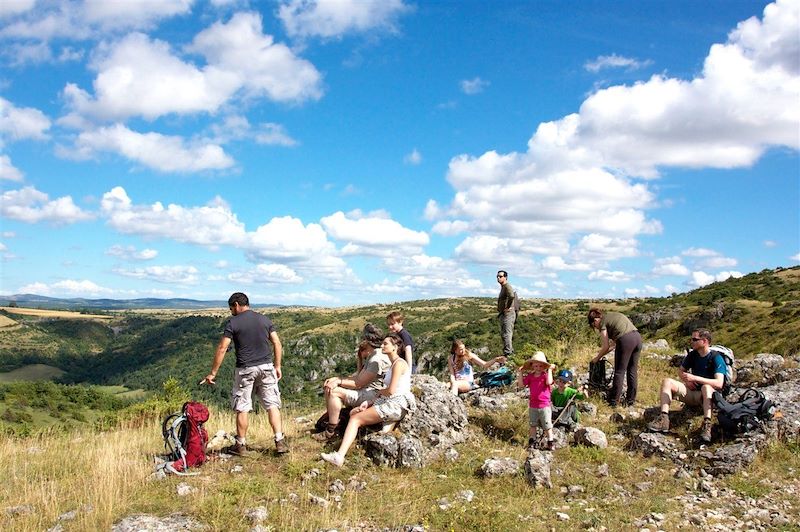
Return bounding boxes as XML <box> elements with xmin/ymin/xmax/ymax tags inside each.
<box><xmin>552</xmin><ymin>395</ymin><xmax>576</xmax><ymax>427</ymax></box>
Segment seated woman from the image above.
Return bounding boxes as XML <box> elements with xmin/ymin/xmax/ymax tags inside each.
<box><xmin>448</xmin><ymin>339</ymin><xmax>506</xmax><ymax>395</ymax></box>
<box><xmin>321</xmin><ymin>334</ymin><xmax>415</xmax><ymax>467</ymax></box>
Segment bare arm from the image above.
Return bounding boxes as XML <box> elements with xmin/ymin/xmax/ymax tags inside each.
<box><xmin>592</xmin><ymin>329</ymin><xmax>612</xmax><ymax>362</ymax></box>
<box><xmin>201</xmin><ymin>336</ymin><xmax>231</xmax><ymax>385</ymax></box>
<box><xmin>469</xmin><ymin>353</ymin><xmax>507</xmax><ymax>369</ymax></box>
<box><xmin>270</xmin><ymin>331</ymin><xmax>282</xmax><ymax>380</ymax></box>
<box><xmin>683</xmin><ymin>371</ymin><xmax>724</xmax><ymax>390</ymax></box>
<box><xmin>403</xmin><ymin>345</ymin><xmax>413</xmax><ymax>368</ymax></box>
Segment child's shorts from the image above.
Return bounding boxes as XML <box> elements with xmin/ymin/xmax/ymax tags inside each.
<box><xmin>529</xmin><ymin>406</ymin><xmax>553</xmax><ymax>430</ymax></box>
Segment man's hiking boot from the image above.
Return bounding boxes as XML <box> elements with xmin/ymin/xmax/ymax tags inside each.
<box><xmin>700</xmin><ymin>418</ymin><xmax>713</xmax><ymax>443</ymax></box>
<box><xmin>275</xmin><ymin>438</ymin><xmax>290</xmax><ymax>454</ymax></box>
<box><xmin>222</xmin><ymin>441</ymin><xmax>248</xmax><ymax>456</ymax></box>
<box><xmin>647</xmin><ymin>412</ymin><xmax>670</xmax><ymax>433</ymax></box>
<box><xmin>312</xmin><ymin>424</ymin><xmax>338</xmax><ymax>442</ymax></box>
<box><xmin>545</xmin><ymin>440</ymin><xmax>555</xmax><ymax>451</ymax></box>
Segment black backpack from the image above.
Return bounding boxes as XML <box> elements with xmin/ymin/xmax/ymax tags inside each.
<box><xmin>713</xmin><ymin>388</ymin><xmax>776</xmax><ymax>435</ymax></box>
<box><xmin>588</xmin><ymin>360</ymin><xmax>611</xmax><ymax>389</ymax></box>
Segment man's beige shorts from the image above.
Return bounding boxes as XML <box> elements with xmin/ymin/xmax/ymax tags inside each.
<box><xmin>339</xmin><ymin>387</ymin><xmax>378</xmax><ymax>408</ymax></box>
<box><xmin>231</xmin><ymin>364</ymin><xmax>281</xmax><ymax>412</ymax></box>
<box><xmin>674</xmin><ymin>381</ymin><xmax>703</xmax><ymax>406</ymax></box>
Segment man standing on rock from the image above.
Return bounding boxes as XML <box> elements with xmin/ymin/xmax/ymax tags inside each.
<box><xmin>496</xmin><ymin>270</ymin><xmax>517</xmax><ymax>357</ymax></box>
<box><xmin>201</xmin><ymin>292</ymin><xmax>289</xmax><ymax>455</ymax></box>
<box><xmin>647</xmin><ymin>328</ymin><xmax>725</xmax><ymax>443</ymax></box>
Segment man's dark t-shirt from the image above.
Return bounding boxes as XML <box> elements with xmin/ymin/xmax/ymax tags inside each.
<box><xmin>223</xmin><ymin>310</ymin><xmax>276</xmax><ymax>367</ymax></box>
<box><xmin>681</xmin><ymin>349</ymin><xmax>726</xmax><ymax>379</ymax></box>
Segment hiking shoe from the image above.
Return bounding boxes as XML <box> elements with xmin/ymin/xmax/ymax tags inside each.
<box><xmin>321</xmin><ymin>451</ymin><xmax>344</xmax><ymax>467</ymax></box>
<box><xmin>275</xmin><ymin>438</ymin><xmax>290</xmax><ymax>454</ymax></box>
<box><xmin>311</xmin><ymin>428</ymin><xmax>337</xmax><ymax>442</ymax></box>
<box><xmin>700</xmin><ymin>418</ymin><xmax>713</xmax><ymax>443</ymax></box>
<box><xmin>222</xmin><ymin>442</ymin><xmax>248</xmax><ymax>456</ymax></box>
<box><xmin>647</xmin><ymin>412</ymin><xmax>670</xmax><ymax>433</ymax></box>
<box><xmin>545</xmin><ymin>440</ymin><xmax>555</xmax><ymax>451</ymax></box>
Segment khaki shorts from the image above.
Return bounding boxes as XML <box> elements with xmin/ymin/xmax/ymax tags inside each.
<box><xmin>373</xmin><ymin>393</ymin><xmax>415</xmax><ymax>423</ymax></box>
<box><xmin>231</xmin><ymin>364</ymin><xmax>281</xmax><ymax>413</ymax></box>
<box><xmin>339</xmin><ymin>387</ymin><xmax>379</xmax><ymax>408</ymax></box>
<box><xmin>674</xmin><ymin>382</ymin><xmax>703</xmax><ymax>406</ymax></box>
<box><xmin>529</xmin><ymin>406</ymin><xmax>553</xmax><ymax>430</ymax></box>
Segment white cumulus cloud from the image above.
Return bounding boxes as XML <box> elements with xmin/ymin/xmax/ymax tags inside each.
<box><xmin>62</xmin><ymin>13</ymin><xmax>322</xmax><ymax>122</ymax></box>
<box><xmin>0</xmin><ymin>96</ymin><xmax>51</xmax><ymax>143</ymax></box>
<box><xmin>114</xmin><ymin>264</ymin><xmax>200</xmax><ymax>284</ymax></box>
<box><xmin>321</xmin><ymin>210</ymin><xmax>429</xmax><ymax>256</ymax></box>
<box><xmin>63</xmin><ymin>123</ymin><xmax>234</xmax><ymax>172</ymax></box>
<box><xmin>228</xmin><ymin>263</ymin><xmax>302</xmax><ymax>284</ymax></box>
<box><xmin>278</xmin><ymin>0</ymin><xmax>410</xmax><ymax>39</ymax></box>
<box><xmin>1</xmin><ymin>186</ymin><xmax>93</xmax><ymax>224</ymax></box>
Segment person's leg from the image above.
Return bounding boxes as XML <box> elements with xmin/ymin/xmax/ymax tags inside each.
<box><xmin>236</xmin><ymin>411</ymin><xmax>248</xmax><ymax>442</ymax></box>
<box><xmin>326</xmin><ymin>389</ymin><xmax>347</xmax><ymax>425</ymax></box>
<box><xmin>659</xmin><ymin>378</ymin><xmax>685</xmax><ymax>412</ymax></box>
<box><xmin>338</xmin><ymin>408</ymin><xmax>382</xmax><ymax>457</ymax></box>
<box><xmin>624</xmin><ymin>332</ymin><xmax>642</xmax><ymax>405</ymax></box>
<box><xmin>501</xmin><ymin>312</ymin><xmax>516</xmax><ymax>356</ymax></box>
<box><xmin>609</xmin><ymin>341</ymin><xmax>630</xmax><ymax>406</ymax></box>
<box><xmin>267</xmin><ymin>406</ymin><xmax>283</xmax><ymax>435</ymax></box>
<box><xmin>701</xmin><ymin>384</ymin><xmax>715</xmax><ymax>419</ymax></box>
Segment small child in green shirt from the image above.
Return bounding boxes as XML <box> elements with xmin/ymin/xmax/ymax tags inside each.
<box><xmin>551</xmin><ymin>369</ymin><xmax>588</xmax><ymax>430</ymax></box>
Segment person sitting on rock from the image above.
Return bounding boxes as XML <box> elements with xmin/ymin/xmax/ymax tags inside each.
<box><xmin>448</xmin><ymin>339</ymin><xmax>506</xmax><ymax>395</ymax></box>
<box><xmin>517</xmin><ymin>351</ymin><xmax>556</xmax><ymax>451</ymax></box>
<box><xmin>551</xmin><ymin>369</ymin><xmax>588</xmax><ymax>431</ymax></box>
<box><xmin>647</xmin><ymin>328</ymin><xmax>724</xmax><ymax>443</ymax></box>
<box><xmin>321</xmin><ymin>334</ymin><xmax>415</xmax><ymax>467</ymax></box>
<box><xmin>313</xmin><ymin>324</ymin><xmax>390</xmax><ymax>442</ymax></box>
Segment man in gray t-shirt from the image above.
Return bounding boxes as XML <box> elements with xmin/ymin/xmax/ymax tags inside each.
<box><xmin>201</xmin><ymin>292</ymin><xmax>288</xmax><ymax>455</ymax></box>
<box><xmin>313</xmin><ymin>326</ymin><xmax>391</xmax><ymax>442</ymax></box>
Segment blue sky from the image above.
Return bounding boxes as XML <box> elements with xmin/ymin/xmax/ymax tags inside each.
<box><xmin>0</xmin><ymin>0</ymin><xmax>798</xmax><ymax>306</ymax></box>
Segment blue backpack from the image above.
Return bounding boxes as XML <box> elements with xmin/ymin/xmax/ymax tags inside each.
<box><xmin>480</xmin><ymin>366</ymin><xmax>514</xmax><ymax>388</ymax></box>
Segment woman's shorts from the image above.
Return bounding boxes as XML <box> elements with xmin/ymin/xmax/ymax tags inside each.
<box><xmin>373</xmin><ymin>393</ymin><xmax>416</xmax><ymax>423</ymax></box>
<box><xmin>529</xmin><ymin>406</ymin><xmax>553</xmax><ymax>430</ymax></box>
<box><xmin>231</xmin><ymin>364</ymin><xmax>281</xmax><ymax>412</ymax></box>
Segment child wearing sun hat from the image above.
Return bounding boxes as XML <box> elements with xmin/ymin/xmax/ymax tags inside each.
<box><xmin>517</xmin><ymin>351</ymin><xmax>557</xmax><ymax>451</ymax></box>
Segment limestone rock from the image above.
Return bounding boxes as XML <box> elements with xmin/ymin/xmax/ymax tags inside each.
<box><xmin>479</xmin><ymin>457</ymin><xmax>520</xmax><ymax>477</ymax></box>
<box><xmin>574</xmin><ymin>427</ymin><xmax>608</xmax><ymax>449</ymax></box>
<box><xmin>111</xmin><ymin>514</ymin><xmax>205</xmax><ymax>531</ymax></box>
<box><xmin>523</xmin><ymin>450</ymin><xmax>553</xmax><ymax>489</ymax></box>
<box><xmin>243</xmin><ymin>507</ymin><xmax>268</xmax><ymax>524</ymax></box>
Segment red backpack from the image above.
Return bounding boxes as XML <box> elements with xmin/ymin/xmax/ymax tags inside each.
<box><xmin>161</xmin><ymin>401</ymin><xmax>209</xmax><ymax>474</ymax></box>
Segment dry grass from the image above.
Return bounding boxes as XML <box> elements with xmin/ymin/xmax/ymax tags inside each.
<box><xmin>1</xmin><ymin>385</ymin><xmax>798</xmax><ymax>531</ymax></box>
<box><xmin>0</xmin><ymin>307</ymin><xmax>115</xmax><ymax>321</ymax></box>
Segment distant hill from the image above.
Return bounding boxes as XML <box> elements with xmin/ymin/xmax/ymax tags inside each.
<box><xmin>1</xmin><ymin>293</ymin><xmax>281</xmax><ymax>310</ymax></box>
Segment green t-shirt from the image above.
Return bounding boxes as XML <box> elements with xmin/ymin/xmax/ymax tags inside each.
<box><xmin>551</xmin><ymin>386</ymin><xmax>585</xmax><ymax>407</ymax></box>
<box><xmin>600</xmin><ymin>311</ymin><xmax>637</xmax><ymax>341</ymax></box>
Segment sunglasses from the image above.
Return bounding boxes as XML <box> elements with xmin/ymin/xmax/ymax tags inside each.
<box><xmin>690</xmin><ymin>337</ymin><xmax>703</xmax><ymax>342</ymax></box>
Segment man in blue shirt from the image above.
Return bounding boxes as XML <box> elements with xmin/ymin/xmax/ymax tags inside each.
<box><xmin>647</xmin><ymin>328</ymin><xmax>725</xmax><ymax>442</ymax></box>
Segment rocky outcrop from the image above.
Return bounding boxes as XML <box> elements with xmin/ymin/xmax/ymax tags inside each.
<box><xmin>631</xmin><ymin>307</ymin><xmax>684</xmax><ymax>332</ymax></box>
<box><xmin>524</xmin><ymin>450</ymin><xmax>553</xmax><ymax>488</ymax></box>
<box><xmin>631</xmin><ymin>356</ymin><xmax>800</xmax><ymax>476</ymax></box>
<box><xmin>362</xmin><ymin>375</ymin><xmax>468</xmax><ymax>468</ymax></box>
